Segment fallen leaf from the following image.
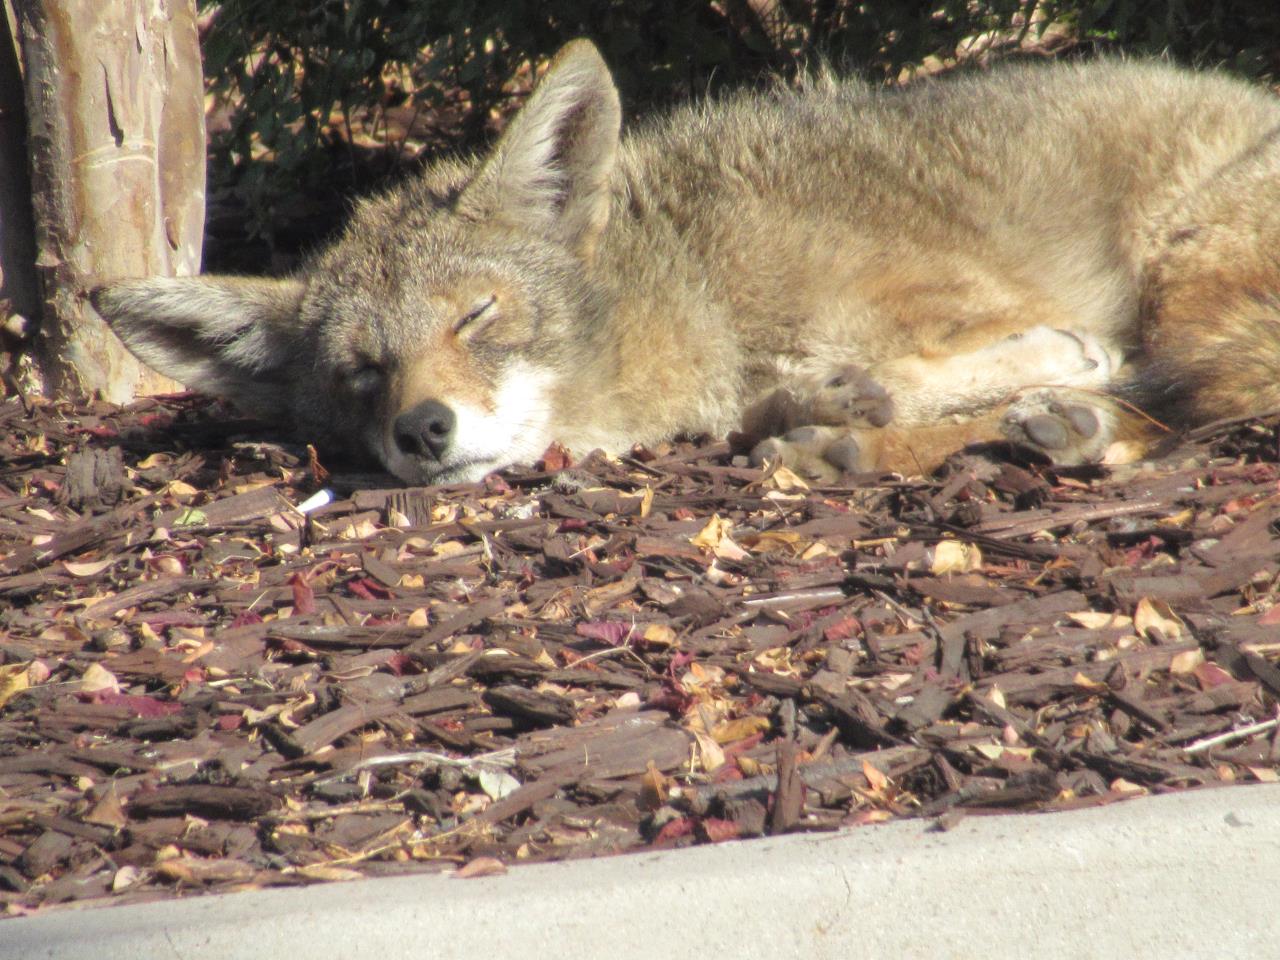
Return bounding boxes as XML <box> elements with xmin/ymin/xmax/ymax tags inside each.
<box><xmin>691</xmin><ymin>730</ymin><xmax>726</xmax><ymax>771</ymax></box>
<box><xmin>576</xmin><ymin>620</ymin><xmax>636</xmax><ymax>645</ymax></box>
<box><xmin>453</xmin><ymin>856</ymin><xmax>508</xmax><ymax>879</ymax></box>
<box><xmin>931</xmin><ymin>540</ymin><xmax>982</xmax><ymax>574</ymax></box>
<box><xmin>760</xmin><ymin>466</ymin><xmax>809</xmax><ymax>492</ymax></box>
<box><xmin>477</xmin><ymin>768</ymin><xmax>521</xmax><ymax>801</ymax></box>
<box><xmin>63</xmin><ymin>558</ymin><xmax>114</xmax><ymax>578</ymax></box>
<box><xmin>862</xmin><ymin>760</ymin><xmax>890</xmax><ymax>794</ymax></box>
<box><xmin>165</xmin><ymin>480</ymin><xmax>199</xmax><ymax>499</ymax></box>
<box><xmin>84</xmin><ymin>790</ymin><xmax>128</xmax><ymax>829</ymax></box>
<box><xmin>1133</xmin><ymin>597</ymin><xmax>1184</xmax><ymax>640</ymax></box>
<box><xmin>641</xmin><ymin>623</ymin><xmax>678</xmax><ymax>647</ymax></box>
<box><xmin>1108</xmin><ymin>778</ymin><xmax>1148</xmax><ymax>796</ymax></box>
<box><xmin>111</xmin><ymin>866</ymin><xmax>144</xmax><ymax>892</ymax></box>
<box><xmin>1192</xmin><ymin>661</ymin><xmax>1236</xmax><ymax>690</ymax></box>
<box><xmin>77</xmin><ymin>663</ymin><xmax>120</xmax><ymax>695</ymax></box>
<box><xmin>640</xmin><ymin>760</ymin><xmax>670</xmax><ymax>810</ymax></box>
<box><xmin>690</xmin><ymin>514</ymin><xmax>750</xmax><ymax>560</ymax></box>
<box><xmin>1066</xmin><ymin>611</ymin><xmax>1133</xmax><ymax>630</ymax></box>
<box><xmin>740</xmin><ymin>529</ymin><xmax>808</xmax><ymax>556</ymax></box>
<box><xmin>711</xmin><ymin>715</ymin><xmax>771</xmax><ymax>745</ymax></box>
<box><xmin>539</xmin><ymin>442</ymin><xmax>573</xmax><ymax>472</ymax></box>
<box><xmin>173</xmin><ymin>507</ymin><xmax>208</xmax><ymax>527</ymax></box>
<box><xmin>1072</xmin><ymin>672</ymin><xmax>1108</xmax><ymax>691</ymax></box>
<box><xmin>1169</xmin><ymin>648</ymin><xmax>1205</xmax><ymax>674</ymax></box>
<box><xmin>0</xmin><ymin>662</ymin><xmax>31</xmax><ymax>711</ymax></box>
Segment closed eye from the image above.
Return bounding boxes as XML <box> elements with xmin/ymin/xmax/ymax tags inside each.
<box><xmin>453</xmin><ymin>295</ymin><xmax>497</xmax><ymax>334</ymax></box>
<box><xmin>347</xmin><ymin>363</ymin><xmax>384</xmax><ymax>397</ymax></box>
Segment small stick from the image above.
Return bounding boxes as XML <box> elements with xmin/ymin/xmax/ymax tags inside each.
<box><xmin>1184</xmin><ymin>716</ymin><xmax>1280</xmax><ymax>754</ymax></box>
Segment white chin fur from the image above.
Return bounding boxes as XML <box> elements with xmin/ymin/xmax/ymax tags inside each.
<box><xmin>382</xmin><ymin>361</ymin><xmax>556</xmax><ymax>483</ymax></box>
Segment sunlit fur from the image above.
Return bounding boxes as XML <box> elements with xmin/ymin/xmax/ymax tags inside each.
<box><xmin>94</xmin><ymin>40</ymin><xmax>1280</xmax><ymax>481</ymax></box>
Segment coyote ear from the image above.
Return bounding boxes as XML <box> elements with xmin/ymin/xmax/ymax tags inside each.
<box><xmin>91</xmin><ymin>276</ymin><xmax>306</xmax><ymax>415</ymax></box>
<box><xmin>457</xmin><ymin>39</ymin><xmax>621</xmax><ymax>260</ymax></box>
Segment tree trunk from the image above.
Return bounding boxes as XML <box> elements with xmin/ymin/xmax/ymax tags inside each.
<box><xmin>11</xmin><ymin>0</ymin><xmax>205</xmax><ymax>401</ymax></box>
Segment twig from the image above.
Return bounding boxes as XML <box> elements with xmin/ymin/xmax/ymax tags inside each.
<box><xmin>1184</xmin><ymin>716</ymin><xmax>1280</xmax><ymax>754</ymax></box>
<box><xmin>312</xmin><ymin>747</ymin><xmax>517</xmax><ymax>786</ymax></box>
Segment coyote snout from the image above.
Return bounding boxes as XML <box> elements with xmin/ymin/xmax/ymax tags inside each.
<box><xmin>392</xmin><ymin>400</ymin><xmax>454</xmax><ymax>464</ymax></box>
<box><xmin>379</xmin><ymin>355</ymin><xmax>558</xmax><ymax>484</ymax></box>
<box><xmin>94</xmin><ymin>40</ymin><xmax>1280</xmax><ymax>481</ymax></box>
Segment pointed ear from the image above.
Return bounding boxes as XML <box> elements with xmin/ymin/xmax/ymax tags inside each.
<box><xmin>456</xmin><ymin>39</ymin><xmax>621</xmax><ymax>259</ymax></box>
<box><xmin>90</xmin><ymin>275</ymin><xmax>306</xmax><ymax>415</ymax></box>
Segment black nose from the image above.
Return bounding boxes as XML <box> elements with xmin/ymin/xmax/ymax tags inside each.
<box><xmin>393</xmin><ymin>400</ymin><xmax>455</xmax><ymax>461</ymax></box>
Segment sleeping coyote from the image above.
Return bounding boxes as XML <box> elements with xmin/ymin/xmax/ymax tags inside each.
<box><xmin>94</xmin><ymin>40</ymin><xmax>1280</xmax><ymax>483</ymax></box>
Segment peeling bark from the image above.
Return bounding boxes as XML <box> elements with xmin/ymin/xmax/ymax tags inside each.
<box><xmin>12</xmin><ymin>0</ymin><xmax>204</xmax><ymax>400</ymax></box>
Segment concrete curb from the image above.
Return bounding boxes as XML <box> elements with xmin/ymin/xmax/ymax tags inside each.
<box><xmin>5</xmin><ymin>784</ymin><xmax>1277</xmax><ymax>959</ymax></box>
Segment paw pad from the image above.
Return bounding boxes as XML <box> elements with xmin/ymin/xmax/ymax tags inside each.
<box><xmin>1001</xmin><ymin>389</ymin><xmax>1114</xmax><ymax>466</ymax></box>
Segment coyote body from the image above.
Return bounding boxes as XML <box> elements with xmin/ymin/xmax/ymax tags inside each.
<box><xmin>96</xmin><ymin>42</ymin><xmax>1280</xmax><ymax>482</ymax></box>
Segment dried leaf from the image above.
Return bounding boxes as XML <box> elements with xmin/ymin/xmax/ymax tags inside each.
<box><xmin>477</xmin><ymin>768</ymin><xmax>521</xmax><ymax>801</ymax></box>
<box><xmin>862</xmin><ymin>760</ymin><xmax>890</xmax><ymax>794</ymax></box>
<box><xmin>641</xmin><ymin>623</ymin><xmax>677</xmax><ymax>647</ymax></box>
<box><xmin>77</xmin><ymin>662</ymin><xmax>120</xmax><ymax>695</ymax></box>
<box><xmin>1072</xmin><ymin>672</ymin><xmax>1108</xmax><ymax>691</ymax></box>
<box><xmin>112</xmin><ymin>866</ymin><xmax>144</xmax><ymax>892</ymax></box>
<box><xmin>453</xmin><ymin>856</ymin><xmax>508</xmax><ymax>879</ymax></box>
<box><xmin>173</xmin><ymin>506</ymin><xmax>208</xmax><ymax>527</ymax></box>
<box><xmin>692</xmin><ymin>730</ymin><xmax>726</xmax><ymax>771</ymax></box>
<box><xmin>640</xmin><ymin>760</ymin><xmax>670</xmax><ymax>810</ymax></box>
<box><xmin>931</xmin><ymin>540</ymin><xmax>982</xmax><ymax>574</ymax></box>
<box><xmin>0</xmin><ymin>662</ymin><xmax>32</xmax><ymax>711</ymax></box>
<box><xmin>1066</xmin><ymin>611</ymin><xmax>1133</xmax><ymax>630</ymax></box>
<box><xmin>711</xmin><ymin>715</ymin><xmax>771</xmax><ymax>745</ymax></box>
<box><xmin>1134</xmin><ymin>597</ymin><xmax>1184</xmax><ymax>640</ymax></box>
<box><xmin>84</xmin><ymin>790</ymin><xmax>128</xmax><ymax>829</ymax></box>
<box><xmin>690</xmin><ymin>514</ymin><xmax>750</xmax><ymax>560</ymax></box>
<box><xmin>1169</xmin><ymin>648</ymin><xmax>1205</xmax><ymax>675</ymax></box>
<box><xmin>760</xmin><ymin>466</ymin><xmax>809</xmax><ymax>492</ymax></box>
<box><xmin>63</xmin><ymin>558</ymin><xmax>114</xmax><ymax>578</ymax></box>
<box><xmin>1108</xmin><ymin>778</ymin><xmax>1148</xmax><ymax>796</ymax></box>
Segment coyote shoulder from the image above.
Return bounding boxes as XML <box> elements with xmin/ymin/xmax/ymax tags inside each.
<box><xmin>95</xmin><ymin>41</ymin><xmax>1280</xmax><ymax>482</ymax></box>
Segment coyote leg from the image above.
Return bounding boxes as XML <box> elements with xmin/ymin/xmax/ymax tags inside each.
<box><xmin>741</xmin><ymin>386</ymin><xmax>1164</xmax><ymax>479</ymax></box>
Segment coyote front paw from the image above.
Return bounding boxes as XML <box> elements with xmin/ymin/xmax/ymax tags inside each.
<box><xmin>748</xmin><ymin>425</ymin><xmax>875</xmax><ymax>481</ymax></box>
<box><xmin>1001</xmin><ymin>389</ymin><xmax>1114</xmax><ymax>465</ymax></box>
<box><xmin>808</xmin><ymin>364</ymin><xmax>895</xmax><ymax>428</ymax></box>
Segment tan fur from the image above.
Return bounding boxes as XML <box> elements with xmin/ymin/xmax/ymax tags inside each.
<box><xmin>91</xmin><ymin>41</ymin><xmax>1280</xmax><ymax>483</ymax></box>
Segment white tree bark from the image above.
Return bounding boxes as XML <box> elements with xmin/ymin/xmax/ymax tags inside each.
<box><xmin>11</xmin><ymin>0</ymin><xmax>205</xmax><ymax>400</ymax></box>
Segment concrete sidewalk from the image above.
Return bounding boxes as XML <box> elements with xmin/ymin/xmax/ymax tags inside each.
<box><xmin>5</xmin><ymin>784</ymin><xmax>1277</xmax><ymax>960</ymax></box>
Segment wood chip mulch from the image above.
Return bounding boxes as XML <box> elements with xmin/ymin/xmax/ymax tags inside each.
<box><xmin>1</xmin><ymin>393</ymin><xmax>1279</xmax><ymax>915</ymax></box>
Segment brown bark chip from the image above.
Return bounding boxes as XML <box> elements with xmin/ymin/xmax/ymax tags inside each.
<box><xmin>1</xmin><ymin>394</ymin><xmax>1279</xmax><ymax>910</ymax></box>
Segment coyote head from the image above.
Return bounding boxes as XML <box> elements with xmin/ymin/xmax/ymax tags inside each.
<box><xmin>93</xmin><ymin>40</ymin><xmax>622</xmax><ymax>484</ymax></box>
